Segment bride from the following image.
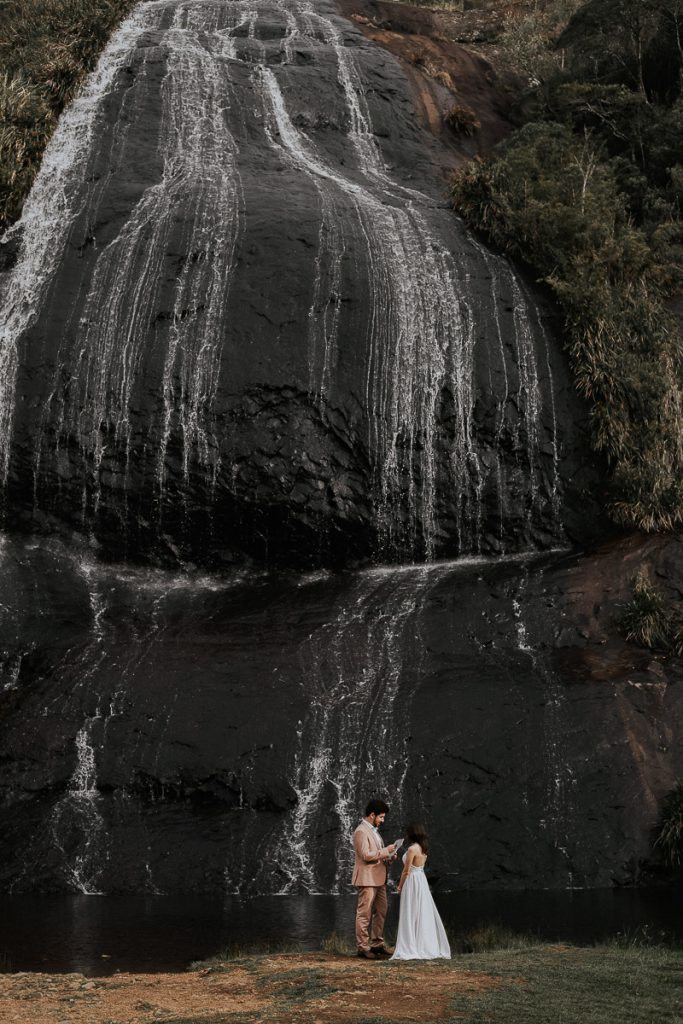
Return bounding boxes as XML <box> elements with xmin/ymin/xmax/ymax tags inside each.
<box><xmin>391</xmin><ymin>823</ymin><xmax>451</xmax><ymax>960</ymax></box>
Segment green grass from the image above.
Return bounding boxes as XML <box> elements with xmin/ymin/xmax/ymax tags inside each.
<box><xmin>618</xmin><ymin>568</ymin><xmax>683</xmax><ymax>654</ymax></box>
<box><xmin>0</xmin><ymin>0</ymin><xmax>138</xmax><ymax>230</ymax></box>
<box><xmin>445</xmin><ymin>945</ymin><xmax>683</xmax><ymax>1024</ymax></box>
<box><xmin>655</xmin><ymin>783</ymin><xmax>683</xmax><ymax>868</ymax></box>
<box><xmin>320</xmin><ymin>930</ymin><xmax>355</xmax><ymax>955</ymax></box>
<box><xmin>190</xmin><ymin>938</ymin><xmax>302</xmax><ymax>970</ymax></box>
<box><xmin>604</xmin><ymin>923</ymin><xmax>683</xmax><ymax>949</ymax></box>
<box><xmin>187</xmin><ymin>941</ymin><xmax>683</xmax><ymax>1024</ymax></box>
<box><xmin>258</xmin><ymin>966</ymin><xmax>338</xmax><ymax>1003</ymax></box>
<box><xmin>448</xmin><ymin>921</ymin><xmax>541</xmax><ymax>953</ymax></box>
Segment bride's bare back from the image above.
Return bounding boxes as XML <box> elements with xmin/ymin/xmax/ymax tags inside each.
<box><xmin>406</xmin><ymin>842</ymin><xmax>427</xmax><ymax>868</ymax></box>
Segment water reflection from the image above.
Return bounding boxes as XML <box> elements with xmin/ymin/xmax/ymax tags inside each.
<box><xmin>1</xmin><ymin>891</ymin><xmax>680</xmax><ymax>975</ymax></box>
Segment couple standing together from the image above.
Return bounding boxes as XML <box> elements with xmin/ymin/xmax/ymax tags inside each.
<box><xmin>352</xmin><ymin>798</ymin><xmax>451</xmax><ymax>961</ymax></box>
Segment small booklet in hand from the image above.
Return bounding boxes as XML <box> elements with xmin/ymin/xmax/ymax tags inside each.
<box><xmin>393</xmin><ymin>838</ymin><xmax>404</xmax><ymax>851</ymax></box>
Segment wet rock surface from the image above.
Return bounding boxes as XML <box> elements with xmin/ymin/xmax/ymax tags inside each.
<box><xmin>0</xmin><ymin>0</ymin><xmax>677</xmax><ymax>900</ymax></box>
<box><xmin>1</xmin><ymin>534</ymin><xmax>680</xmax><ymax>893</ymax></box>
<box><xmin>0</xmin><ymin>0</ymin><xmax>603</xmax><ymax>569</ymax></box>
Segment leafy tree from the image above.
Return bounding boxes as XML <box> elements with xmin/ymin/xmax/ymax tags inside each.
<box><xmin>560</xmin><ymin>0</ymin><xmax>661</xmax><ymax>96</ymax></box>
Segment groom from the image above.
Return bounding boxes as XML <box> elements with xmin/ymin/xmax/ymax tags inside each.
<box><xmin>352</xmin><ymin>798</ymin><xmax>398</xmax><ymax>959</ymax></box>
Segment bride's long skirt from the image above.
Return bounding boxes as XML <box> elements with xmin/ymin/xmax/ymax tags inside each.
<box><xmin>391</xmin><ymin>868</ymin><xmax>451</xmax><ymax>960</ymax></box>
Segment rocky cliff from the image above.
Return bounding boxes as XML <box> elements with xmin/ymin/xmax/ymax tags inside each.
<box><xmin>0</xmin><ymin>0</ymin><xmax>601</xmax><ymax>569</ymax></box>
<box><xmin>0</xmin><ymin>533</ymin><xmax>681</xmax><ymax>893</ymax></box>
<box><xmin>0</xmin><ymin>0</ymin><xmax>678</xmax><ymax>896</ymax></box>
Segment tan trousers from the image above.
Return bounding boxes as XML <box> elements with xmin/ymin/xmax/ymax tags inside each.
<box><xmin>355</xmin><ymin>884</ymin><xmax>388</xmax><ymax>952</ymax></box>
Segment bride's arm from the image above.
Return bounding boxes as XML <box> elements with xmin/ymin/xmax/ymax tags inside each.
<box><xmin>396</xmin><ymin>846</ymin><xmax>416</xmax><ymax>894</ymax></box>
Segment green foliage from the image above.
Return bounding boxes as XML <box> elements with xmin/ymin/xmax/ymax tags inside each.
<box><xmin>451</xmin><ymin>122</ymin><xmax>683</xmax><ymax>529</ymax></box>
<box><xmin>319</xmin><ymin>930</ymin><xmax>354</xmax><ymax>955</ymax></box>
<box><xmin>559</xmin><ymin>0</ymin><xmax>662</xmax><ymax>94</ymax></box>
<box><xmin>618</xmin><ymin>567</ymin><xmax>683</xmax><ymax>653</ymax></box>
<box><xmin>444</xmin><ymin>102</ymin><xmax>480</xmax><ymax>136</ymax></box>
<box><xmin>0</xmin><ymin>0</ymin><xmax>138</xmax><ymax>230</ymax></box>
<box><xmin>655</xmin><ymin>782</ymin><xmax>683</xmax><ymax>867</ymax></box>
<box><xmin>452</xmin><ymin>0</ymin><xmax>683</xmax><ymax>532</ymax></box>
<box><xmin>448</xmin><ymin>921</ymin><xmax>540</xmax><ymax>953</ymax></box>
<box><xmin>189</xmin><ymin>938</ymin><xmax>301</xmax><ymax>969</ymax></box>
<box><xmin>500</xmin><ymin>0</ymin><xmax>584</xmax><ymax>84</ymax></box>
<box><xmin>559</xmin><ymin>0</ymin><xmax>683</xmax><ymax>101</ymax></box>
<box><xmin>605</xmin><ymin>923</ymin><xmax>683</xmax><ymax>948</ymax></box>
<box><xmin>540</xmin><ymin>84</ymin><xmax>683</xmax><ymax>271</ymax></box>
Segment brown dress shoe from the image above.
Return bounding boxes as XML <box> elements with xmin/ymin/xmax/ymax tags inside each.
<box><xmin>370</xmin><ymin>946</ymin><xmax>393</xmax><ymax>958</ymax></box>
<box><xmin>357</xmin><ymin>949</ymin><xmax>379</xmax><ymax>960</ymax></box>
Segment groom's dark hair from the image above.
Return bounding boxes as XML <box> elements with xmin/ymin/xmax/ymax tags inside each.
<box><xmin>365</xmin><ymin>798</ymin><xmax>389</xmax><ymax>816</ymax></box>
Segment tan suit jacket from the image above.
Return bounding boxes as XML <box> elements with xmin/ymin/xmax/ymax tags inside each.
<box><xmin>351</xmin><ymin>820</ymin><xmax>393</xmax><ymax>887</ymax></box>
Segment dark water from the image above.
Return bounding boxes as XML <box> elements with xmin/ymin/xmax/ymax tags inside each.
<box><xmin>1</xmin><ymin>891</ymin><xmax>680</xmax><ymax>975</ymax></box>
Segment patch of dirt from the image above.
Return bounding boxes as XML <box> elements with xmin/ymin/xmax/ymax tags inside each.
<box><xmin>336</xmin><ymin>0</ymin><xmax>529</xmax><ymax>170</ymax></box>
<box><xmin>0</xmin><ymin>954</ymin><xmax>506</xmax><ymax>1023</ymax></box>
<box><xmin>0</xmin><ymin>966</ymin><xmax>267</xmax><ymax>1024</ymax></box>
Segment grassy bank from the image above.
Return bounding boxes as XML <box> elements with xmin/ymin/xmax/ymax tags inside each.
<box><xmin>445</xmin><ymin>945</ymin><xmax>682</xmax><ymax>1024</ymax></box>
<box><xmin>0</xmin><ymin>0</ymin><xmax>138</xmax><ymax>232</ymax></box>
<box><xmin>1</xmin><ymin>942</ymin><xmax>680</xmax><ymax>1024</ymax></box>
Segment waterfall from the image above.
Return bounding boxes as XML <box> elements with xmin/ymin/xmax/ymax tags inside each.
<box><xmin>0</xmin><ymin>0</ymin><xmax>572</xmax><ymax>563</ymax></box>
<box><xmin>0</xmin><ymin>0</ymin><xmax>602</xmax><ymax>903</ymax></box>
<box><xmin>50</xmin><ymin>723</ymin><xmax>108</xmax><ymax>895</ymax></box>
<box><xmin>260</xmin><ymin>564</ymin><xmax>443</xmax><ymax>894</ymax></box>
<box><xmin>513</xmin><ymin>569</ymin><xmax>576</xmax><ymax>882</ymax></box>
<box><xmin>46</xmin><ymin>2</ymin><xmax>243</xmax><ymax>514</ymax></box>
<box><xmin>0</xmin><ymin>7</ymin><xmax>157</xmax><ymax>489</ymax></box>
<box><xmin>2</xmin><ymin>531</ymin><xmax>640</xmax><ymax>895</ymax></box>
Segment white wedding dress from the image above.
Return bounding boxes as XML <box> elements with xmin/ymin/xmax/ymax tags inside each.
<box><xmin>391</xmin><ymin>854</ymin><xmax>451</xmax><ymax>960</ymax></box>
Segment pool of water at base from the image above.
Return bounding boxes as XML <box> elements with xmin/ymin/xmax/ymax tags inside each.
<box><xmin>1</xmin><ymin>889</ymin><xmax>681</xmax><ymax>975</ymax></box>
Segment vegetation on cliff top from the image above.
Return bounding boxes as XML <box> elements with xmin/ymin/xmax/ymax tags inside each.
<box><xmin>0</xmin><ymin>0</ymin><xmax>137</xmax><ymax>231</ymax></box>
<box><xmin>451</xmin><ymin>0</ymin><xmax>683</xmax><ymax>532</ymax></box>
<box><xmin>618</xmin><ymin>567</ymin><xmax>683</xmax><ymax>655</ymax></box>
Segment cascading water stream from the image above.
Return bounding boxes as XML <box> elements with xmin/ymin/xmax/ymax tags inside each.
<box><xmin>259</xmin><ymin>564</ymin><xmax>442</xmax><ymax>894</ymax></box>
<box><xmin>0</xmin><ymin>7</ymin><xmax>154</xmax><ymax>487</ymax></box>
<box><xmin>54</xmin><ymin>2</ymin><xmax>244</xmax><ymax>514</ymax></box>
<box><xmin>512</xmin><ymin>569</ymin><xmax>576</xmax><ymax>880</ymax></box>
<box><xmin>0</xmin><ymin>0</ymin><xmax>570</xmax><ymax>563</ymax></box>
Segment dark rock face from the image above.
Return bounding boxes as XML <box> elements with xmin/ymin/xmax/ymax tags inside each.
<box><xmin>0</xmin><ymin>0</ymin><xmax>603</xmax><ymax>569</ymax></box>
<box><xmin>1</xmin><ymin>0</ymin><xmax>670</xmax><ymax>900</ymax></box>
<box><xmin>1</xmin><ymin>534</ymin><xmax>680</xmax><ymax>894</ymax></box>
